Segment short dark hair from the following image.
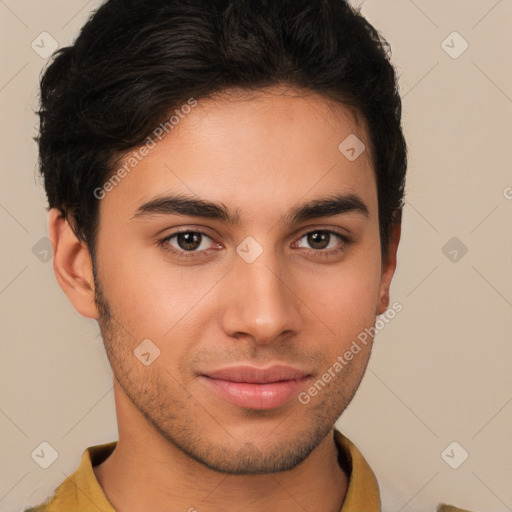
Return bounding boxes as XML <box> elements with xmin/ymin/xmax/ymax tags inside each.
<box><xmin>36</xmin><ymin>0</ymin><xmax>406</xmax><ymax>260</ymax></box>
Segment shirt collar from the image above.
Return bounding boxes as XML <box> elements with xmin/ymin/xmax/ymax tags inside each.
<box><xmin>334</xmin><ymin>429</ymin><xmax>381</xmax><ymax>511</ymax></box>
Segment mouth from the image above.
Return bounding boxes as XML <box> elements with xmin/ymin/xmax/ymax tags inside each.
<box><xmin>199</xmin><ymin>365</ymin><xmax>311</xmax><ymax>410</ymax></box>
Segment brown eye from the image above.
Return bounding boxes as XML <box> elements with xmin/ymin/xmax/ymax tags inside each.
<box><xmin>297</xmin><ymin>230</ymin><xmax>344</xmax><ymax>251</ymax></box>
<box><xmin>175</xmin><ymin>232</ymin><xmax>203</xmax><ymax>251</ymax></box>
<box><xmin>306</xmin><ymin>231</ymin><xmax>331</xmax><ymax>250</ymax></box>
<box><xmin>293</xmin><ymin>229</ymin><xmax>352</xmax><ymax>259</ymax></box>
<box><xmin>161</xmin><ymin>230</ymin><xmax>216</xmax><ymax>257</ymax></box>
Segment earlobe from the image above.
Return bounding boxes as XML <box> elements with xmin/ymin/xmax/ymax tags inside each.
<box><xmin>376</xmin><ymin>214</ymin><xmax>402</xmax><ymax>315</ymax></box>
<box><xmin>47</xmin><ymin>208</ymin><xmax>99</xmax><ymax>319</ymax></box>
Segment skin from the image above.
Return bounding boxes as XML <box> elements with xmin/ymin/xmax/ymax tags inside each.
<box><xmin>48</xmin><ymin>85</ymin><xmax>401</xmax><ymax>512</ymax></box>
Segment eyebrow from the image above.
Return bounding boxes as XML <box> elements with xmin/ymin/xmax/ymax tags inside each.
<box><xmin>132</xmin><ymin>192</ymin><xmax>369</xmax><ymax>225</ymax></box>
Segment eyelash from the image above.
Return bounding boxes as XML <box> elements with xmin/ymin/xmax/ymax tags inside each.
<box><xmin>158</xmin><ymin>228</ymin><xmax>352</xmax><ymax>261</ymax></box>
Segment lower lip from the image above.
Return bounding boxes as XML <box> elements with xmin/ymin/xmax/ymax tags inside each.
<box><xmin>200</xmin><ymin>376</ymin><xmax>309</xmax><ymax>410</ymax></box>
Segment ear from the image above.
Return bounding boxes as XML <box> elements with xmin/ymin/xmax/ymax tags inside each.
<box><xmin>376</xmin><ymin>212</ymin><xmax>402</xmax><ymax>315</ymax></box>
<box><xmin>47</xmin><ymin>209</ymin><xmax>99</xmax><ymax>319</ymax></box>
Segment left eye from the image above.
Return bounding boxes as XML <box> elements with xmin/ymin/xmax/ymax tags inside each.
<box><xmin>295</xmin><ymin>230</ymin><xmax>345</xmax><ymax>251</ymax></box>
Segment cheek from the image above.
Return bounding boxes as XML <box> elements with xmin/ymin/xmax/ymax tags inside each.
<box><xmin>97</xmin><ymin>239</ymin><xmax>221</xmax><ymax>340</ymax></box>
<box><xmin>306</xmin><ymin>272</ymin><xmax>380</xmax><ymax>345</ymax></box>
<box><xmin>299</xmin><ymin>250</ymin><xmax>382</xmax><ymax>338</ymax></box>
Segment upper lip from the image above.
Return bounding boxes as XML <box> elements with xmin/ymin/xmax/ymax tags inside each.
<box><xmin>202</xmin><ymin>365</ymin><xmax>310</xmax><ymax>384</ymax></box>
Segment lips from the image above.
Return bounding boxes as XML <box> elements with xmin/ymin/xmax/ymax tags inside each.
<box><xmin>204</xmin><ymin>365</ymin><xmax>309</xmax><ymax>383</ymax></box>
<box><xmin>200</xmin><ymin>365</ymin><xmax>311</xmax><ymax>410</ymax></box>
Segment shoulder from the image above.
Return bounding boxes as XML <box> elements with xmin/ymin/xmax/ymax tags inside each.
<box><xmin>437</xmin><ymin>505</ymin><xmax>477</xmax><ymax>512</ymax></box>
<box><xmin>22</xmin><ymin>441</ymin><xmax>118</xmax><ymax>512</ymax></box>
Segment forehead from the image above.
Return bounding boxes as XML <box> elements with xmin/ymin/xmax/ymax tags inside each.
<box><xmin>100</xmin><ymin>85</ymin><xmax>376</xmax><ymax>224</ymax></box>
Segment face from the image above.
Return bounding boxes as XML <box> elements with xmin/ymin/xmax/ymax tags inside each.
<box><xmin>88</xmin><ymin>86</ymin><xmax>397</xmax><ymax>474</ymax></box>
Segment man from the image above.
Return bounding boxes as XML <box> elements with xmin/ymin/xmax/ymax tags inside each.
<box><xmin>27</xmin><ymin>0</ymin><xmax>471</xmax><ymax>510</ymax></box>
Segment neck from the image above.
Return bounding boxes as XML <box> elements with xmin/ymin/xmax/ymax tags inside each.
<box><xmin>94</xmin><ymin>426</ymin><xmax>348</xmax><ymax>512</ymax></box>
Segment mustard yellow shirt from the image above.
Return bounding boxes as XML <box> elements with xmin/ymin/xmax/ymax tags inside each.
<box><xmin>23</xmin><ymin>429</ymin><xmax>472</xmax><ymax>512</ymax></box>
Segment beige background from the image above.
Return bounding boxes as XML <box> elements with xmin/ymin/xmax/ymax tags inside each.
<box><xmin>1</xmin><ymin>1</ymin><xmax>511</xmax><ymax>511</ymax></box>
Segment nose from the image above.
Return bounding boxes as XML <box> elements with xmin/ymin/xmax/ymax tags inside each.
<box><xmin>220</xmin><ymin>247</ymin><xmax>303</xmax><ymax>345</ymax></box>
